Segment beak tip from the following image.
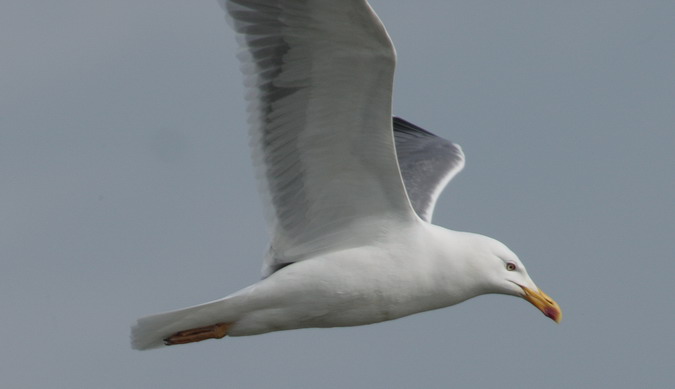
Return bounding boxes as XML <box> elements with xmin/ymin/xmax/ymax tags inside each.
<box><xmin>546</xmin><ymin>308</ymin><xmax>562</xmax><ymax>323</ymax></box>
<box><xmin>520</xmin><ymin>285</ymin><xmax>562</xmax><ymax>323</ymax></box>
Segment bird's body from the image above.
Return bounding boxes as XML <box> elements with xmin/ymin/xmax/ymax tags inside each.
<box><xmin>131</xmin><ymin>0</ymin><xmax>561</xmax><ymax>351</ymax></box>
<box><xmin>132</xmin><ymin>226</ymin><xmax>512</xmax><ymax>349</ymax></box>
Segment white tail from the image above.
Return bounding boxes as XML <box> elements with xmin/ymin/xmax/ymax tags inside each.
<box><xmin>130</xmin><ymin>294</ymin><xmax>246</xmax><ymax>350</ymax></box>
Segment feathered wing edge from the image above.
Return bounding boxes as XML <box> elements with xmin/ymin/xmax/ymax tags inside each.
<box><xmin>393</xmin><ymin>117</ymin><xmax>465</xmax><ymax>222</ymax></box>
<box><xmin>223</xmin><ymin>0</ymin><xmax>418</xmax><ymax>277</ymax></box>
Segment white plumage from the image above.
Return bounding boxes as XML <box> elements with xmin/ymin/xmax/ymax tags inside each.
<box><xmin>131</xmin><ymin>0</ymin><xmax>560</xmax><ymax>351</ymax></box>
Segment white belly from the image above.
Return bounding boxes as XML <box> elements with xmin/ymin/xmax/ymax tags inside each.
<box><xmin>226</xmin><ymin>243</ymin><xmax>455</xmax><ymax>336</ymax></box>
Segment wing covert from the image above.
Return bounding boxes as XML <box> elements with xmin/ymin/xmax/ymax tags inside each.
<box><xmin>222</xmin><ymin>0</ymin><xmax>418</xmax><ymax>276</ymax></box>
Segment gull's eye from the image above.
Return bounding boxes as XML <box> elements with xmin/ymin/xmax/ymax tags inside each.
<box><xmin>506</xmin><ymin>262</ymin><xmax>517</xmax><ymax>271</ymax></box>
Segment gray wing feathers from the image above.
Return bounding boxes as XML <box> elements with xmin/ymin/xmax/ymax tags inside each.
<box><xmin>393</xmin><ymin>117</ymin><xmax>465</xmax><ymax>222</ymax></box>
<box><xmin>223</xmin><ymin>1</ymin><xmax>417</xmax><ymax>277</ymax></box>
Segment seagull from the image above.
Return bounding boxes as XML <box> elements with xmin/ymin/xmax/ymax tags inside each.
<box><xmin>131</xmin><ymin>0</ymin><xmax>561</xmax><ymax>350</ymax></box>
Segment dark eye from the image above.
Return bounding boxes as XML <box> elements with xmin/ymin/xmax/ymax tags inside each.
<box><xmin>506</xmin><ymin>262</ymin><xmax>517</xmax><ymax>271</ymax></box>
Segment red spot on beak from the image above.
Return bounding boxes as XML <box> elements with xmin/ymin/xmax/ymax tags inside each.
<box><xmin>544</xmin><ymin>307</ymin><xmax>560</xmax><ymax>322</ymax></box>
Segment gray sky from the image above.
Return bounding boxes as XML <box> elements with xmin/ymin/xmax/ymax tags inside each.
<box><xmin>2</xmin><ymin>1</ymin><xmax>674</xmax><ymax>387</ymax></box>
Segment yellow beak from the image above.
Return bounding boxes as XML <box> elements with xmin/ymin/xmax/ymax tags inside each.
<box><xmin>520</xmin><ymin>286</ymin><xmax>562</xmax><ymax>323</ymax></box>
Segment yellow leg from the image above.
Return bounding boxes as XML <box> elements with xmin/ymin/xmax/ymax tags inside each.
<box><xmin>163</xmin><ymin>322</ymin><xmax>231</xmax><ymax>346</ymax></box>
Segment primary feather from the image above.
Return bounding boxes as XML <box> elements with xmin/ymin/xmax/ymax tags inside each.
<box><xmin>224</xmin><ymin>0</ymin><xmax>418</xmax><ymax>277</ymax></box>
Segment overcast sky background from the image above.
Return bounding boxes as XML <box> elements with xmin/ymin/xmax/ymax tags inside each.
<box><xmin>2</xmin><ymin>1</ymin><xmax>674</xmax><ymax>388</ymax></box>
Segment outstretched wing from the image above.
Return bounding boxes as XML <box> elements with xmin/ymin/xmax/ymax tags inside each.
<box><xmin>393</xmin><ymin>117</ymin><xmax>465</xmax><ymax>222</ymax></box>
<box><xmin>222</xmin><ymin>0</ymin><xmax>418</xmax><ymax>276</ymax></box>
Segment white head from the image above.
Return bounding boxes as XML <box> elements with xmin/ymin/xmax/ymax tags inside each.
<box><xmin>452</xmin><ymin>231</ymin><xmax>562</xmax><ymax>323</ymax></box>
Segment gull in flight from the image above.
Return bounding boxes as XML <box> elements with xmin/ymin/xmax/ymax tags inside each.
<box><xmin>131</xmin><ymin>0</ymin><xmax>561</xmax><ymax>350</ymax></box>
